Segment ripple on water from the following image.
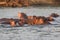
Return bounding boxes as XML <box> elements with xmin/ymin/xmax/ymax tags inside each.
<box><xmin>0</xmin><ymin>7</ymin><xmax>60</xmax><ymax>40</ymax></box>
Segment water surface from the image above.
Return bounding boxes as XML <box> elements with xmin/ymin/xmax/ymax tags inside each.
<box><xmin>0</xmin><ymin>7</ymin><xmax>60</xmax><ymax>40</ymax></box>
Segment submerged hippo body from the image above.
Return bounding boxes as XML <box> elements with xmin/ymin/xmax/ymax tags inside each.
<box><xmin>27</xmin><ymin>16</ymin><xmax>51</xmax><ymax>25</ymax></box>
<box><xmin>0</xmin><ymin>18</ymin><xmax>11</xmax><ymax>24</ymax></box>
<box><xmin>0</xmin><ymin>12</ymin><xmax>59</xmax><ymax>27</ymax></box>
<box><xmin>1</xmin><ymin>21</ymin><xmax>10</xmax><ymax>24</ymax></box>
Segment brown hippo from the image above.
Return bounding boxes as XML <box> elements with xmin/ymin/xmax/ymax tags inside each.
<box><xmin>18</xmin><ymin>21</ymin><xmax>24</xmax><ymax>26</ymax></box>
<box><xmin>27</xmin><ymin>16</ymin><xmax>51</xmax><ymax>25</ymax></box>
<box><xmin>36</xmin><ymin>16</ymin><xmax>50</xmax><ymax>25</ymax></box>
<box><xmin>27</xmin><ymin>16</ymin><xmax>33</xmax><ymax>19</ymax></box>
<box><xmin>18</xmin><ymin>12</ymin><xmax>28</xmax><ymax>19</ymax></box>
<box><xmin>47</xmin><ymin>16</ymin><xmax>54</xmax><ymax>22</ymax></box>
<box><xmin>50</xmin><ymin>13</ymin><xmax>59</xmax><ymax>18</ymax></box>
<box><xmin>27</xmin><ymin>16</ymin><xmax>36</xmax><ymax>25</ymax></box>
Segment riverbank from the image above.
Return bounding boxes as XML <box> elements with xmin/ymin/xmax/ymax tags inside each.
<box><xmin>0</xmin><ymin>0</ymin><xmax>60</xmax><ymax>7</ymax></box>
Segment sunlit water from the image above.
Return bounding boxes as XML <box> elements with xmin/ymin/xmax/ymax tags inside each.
<box><xmin>0</xmin><ymin>7</ymin><xmax>60</xmax><ymax>40</ymax></box>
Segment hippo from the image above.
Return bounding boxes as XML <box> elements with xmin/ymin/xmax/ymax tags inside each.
<box><xmin>27</xmin><ymin>16</ymin><xmax>51</xmax><ymax>25</ymax></box>
<box><xmin>50</xmin><ymin>13</ymin><xmax>59</xmax><ymax>18</ymax></box>
<box><xmin>47</xmin><ymin>16</ymin><xmax>54</xmax><ymax>22</ymax></box>
<box><xmin>37</xmin><ymin>16</ymin><xmax>51</xmax><ymax>25</ymax></box>
<box><xmin>18</xmin><ymin>12</ymin><xmax>28</xmax><ymax>19</ymax></box>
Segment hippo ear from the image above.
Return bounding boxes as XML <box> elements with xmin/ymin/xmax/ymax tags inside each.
<box><xmin>18</xmin><ymin>12</ymin><xmax>22</xmax><ymax>18</ymax></box>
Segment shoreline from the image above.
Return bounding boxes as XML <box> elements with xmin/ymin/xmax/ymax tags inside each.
<box><xmin>0</xmin><ymin>4</ymin><xmax>60</xmax><ymax>7</ymax></box>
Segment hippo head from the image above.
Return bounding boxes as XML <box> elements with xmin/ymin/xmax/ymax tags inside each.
<box><xmin>18</xmin><ymin>12</ymin><xmax>27</xmax><ymax>19</ymax></box>
<box><xmin>50</xmin><ymin>13</ymin><xmax>59</xmax><ymax>18</ymax></box>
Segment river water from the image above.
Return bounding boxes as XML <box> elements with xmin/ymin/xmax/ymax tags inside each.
<box><xmin>0</xmin><ymin>7</ymin><xmax>60</xmax><ymax>40</ymax></box>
